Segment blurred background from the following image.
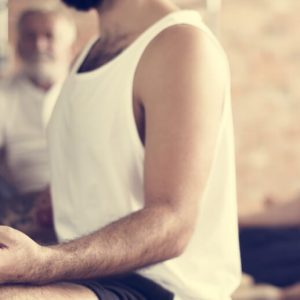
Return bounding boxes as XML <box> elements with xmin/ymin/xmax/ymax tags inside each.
<box><xmin>222</xmin><ymin>0</ymin><xmax>300</xmax><ymax>215</ymax></box>
<box><xmin>2</xmin><ymin>0</ymin><xmax>300</xmax><ymax>215</ymax></box>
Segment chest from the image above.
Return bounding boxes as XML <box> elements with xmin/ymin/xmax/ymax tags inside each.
<box><xmin>49</xmin><ymin>72</ymin><xmax>145</xmax><ymax>154</ymax></box>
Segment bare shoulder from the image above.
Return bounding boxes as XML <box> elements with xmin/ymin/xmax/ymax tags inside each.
<box><xmin>151</xmin><ymin>23</ymin><xmax>217</xmax><ymax>54</ymax></box>
<box><xmin>134</xmin><ymin>23</ymin><xmax>229</xmax><ymax>105</ymax></box>
<box><xmin>140</xmin><ymin>23</ymin><xmax>227</xmax><ymax>69</ymax></box>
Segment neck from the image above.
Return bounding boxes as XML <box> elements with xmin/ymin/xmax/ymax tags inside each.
<box><xmin>96</xmin><ymin>0</ymin><xmax>178</xmax><ymax>42</ymax></box>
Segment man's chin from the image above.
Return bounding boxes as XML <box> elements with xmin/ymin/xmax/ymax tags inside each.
<box><xmin>22</xmin><ymin>64</ymin><xmax>66</xmax><ymax>85</ymax></box>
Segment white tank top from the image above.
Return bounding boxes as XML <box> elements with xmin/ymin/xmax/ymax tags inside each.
<box><xmin>48</xmin><ymin>10</ymin><xmax>241</xmax><ymax>300</ymax></box>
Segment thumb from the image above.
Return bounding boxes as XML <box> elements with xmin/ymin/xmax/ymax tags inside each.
<box><xmin>0</xmin><ymin>226</ymin><xmax>19</xmax><ymax>247</ymax></box>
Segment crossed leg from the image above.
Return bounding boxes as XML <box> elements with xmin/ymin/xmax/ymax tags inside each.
<box><xmin>0</xmin><ymin>282</ymin><xmax>99</xmax><ymax>300</ymax></box>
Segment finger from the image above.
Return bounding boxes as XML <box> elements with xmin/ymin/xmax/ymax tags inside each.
<box><xmin>0</xmin><ymin>226</ymin><xmax>17</xmax><ymax>245</ymax></box>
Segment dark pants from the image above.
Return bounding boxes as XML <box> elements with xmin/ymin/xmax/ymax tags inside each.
<box><xmin>74</xmin><ymin>273</ymin><xmax>174</xmax><ymax>300</ymax></box>
<box><xmin>240</xmin><ymin>227</ymin><xmax>300</xmax><ymax>287</ymax></box>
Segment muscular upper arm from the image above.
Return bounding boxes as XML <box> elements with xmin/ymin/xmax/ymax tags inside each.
<box><xmin>134</xmin><ymin>25</ymin><xmax>229</xmax><ymax>228</ymax></box>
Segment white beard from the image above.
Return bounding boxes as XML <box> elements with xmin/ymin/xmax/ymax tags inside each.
<box><xmin>22</xmin><ymin>62</ymin><xmax>67</xmax><ymax>86</ymax></box>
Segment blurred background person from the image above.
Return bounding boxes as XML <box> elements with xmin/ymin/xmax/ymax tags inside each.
<box><xmin>0</xmin><ymin>6</ymin><xmax>76</xmax><ymax>244</ymax></box>
<box><xmin>239</xmin><ymin>194</ymin><xmax>300</xmax><ymax>295</ymax></box>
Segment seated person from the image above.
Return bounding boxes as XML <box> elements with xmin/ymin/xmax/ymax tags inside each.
<box><xmin>239</xmin><ymin>192</ymin><xmax>300</xmax><ymax>297</ymax></box>
<box><xmin>0</xmin><ymin>6</ymin><xmax>76</xmax><ymax>243</ymax></box>
<box><xmin>0</xmin><ymin>0</ymin><xmax>241</xmax><ymax>299</ymax></box>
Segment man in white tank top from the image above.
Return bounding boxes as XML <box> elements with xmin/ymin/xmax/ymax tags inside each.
<box><xmin>0</xmin><ymin>0</ymin><xmax>242</xmax><ymax>299</ymax></box>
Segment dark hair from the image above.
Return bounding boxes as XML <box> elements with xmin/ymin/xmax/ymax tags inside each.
<box><xmin>61</xmin><ymin>0</ymin><xmax>101</xmax><ymax>11</ymax></box>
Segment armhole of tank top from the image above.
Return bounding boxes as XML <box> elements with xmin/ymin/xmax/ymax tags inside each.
<box><xmin>127</xmin><ymin>18</ymin><xmax>231</xmax><ymax>160</ymax></box>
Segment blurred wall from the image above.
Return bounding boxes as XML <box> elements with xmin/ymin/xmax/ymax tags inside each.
<box><xmin>221</xmin><ymin>0</ymin><xmax>300</xmax><ymax>213</ymax></box>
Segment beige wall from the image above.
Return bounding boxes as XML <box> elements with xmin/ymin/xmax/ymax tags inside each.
<box><xmin>222</xmin><ymin>0</ymin><xmax>300</xmax><ymax>213</ymax></box>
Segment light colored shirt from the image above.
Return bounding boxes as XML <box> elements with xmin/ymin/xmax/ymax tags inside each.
<box><xmin>0</xmin><ymin>74</ymin><xmax>61</xmax><ymax>193</ymax></box>
<box><xmin>48</xmin><ymin>10</ymin><xmax>241</xmax><ymax>300</ymax></box>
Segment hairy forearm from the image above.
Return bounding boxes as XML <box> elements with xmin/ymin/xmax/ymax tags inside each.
<box><xmin>37</xmin><ymin>205</ymin><xmax>193</xmax><ymax>283</ymax></box>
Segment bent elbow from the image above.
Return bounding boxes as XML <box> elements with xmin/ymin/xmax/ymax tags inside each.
<box><xmin>173</xmin><ymin>231</ymin><xmax>193</xmax><ymax>258</ymax></box>
<box><xmin>168</xmin><ymin>219</ymin><xmax>196</xmax><ymax>259</ymax></box>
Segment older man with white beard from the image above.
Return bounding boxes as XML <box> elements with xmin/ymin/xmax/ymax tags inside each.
<box><xmin>0</xmin><ymin>7</ymin><xmax>76</xmax><ymax>243</ymax></box>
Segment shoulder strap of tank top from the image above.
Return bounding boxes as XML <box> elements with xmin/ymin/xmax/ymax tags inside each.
<box><xmin>132</xmin><ymin>10</ymin><xmax>227</xmax><ymax>67</ymax></box>
<box><xmin>129</xmin><ymin>9</ymin><xmax>232</xmax><ymax>134</ymax></box>
<box><xmin>69</xmin><ymin>36</ymin><xmax>99</xmax><ymax>75</ymax></box>
<box><xmin>135</xmin><ymin>10</ymin><xmax>205</xmax><ymax>49</ymax></box>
